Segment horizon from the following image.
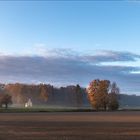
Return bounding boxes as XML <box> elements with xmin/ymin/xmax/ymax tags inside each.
<box><xmin>0</xmin><ymin>1</ymin><xmax>140</xmax><ymax>94</ymax></box>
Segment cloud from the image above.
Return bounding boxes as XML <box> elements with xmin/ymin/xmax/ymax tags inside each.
<box><xmin>0</xmin><ymin>49</ymin><xmax>140</xmax><ymax>93</ymax></box>
<box><xmin>33</xmin><ymin>44</ymin><xmax>79</xmax><ymax>58</ymax></box>
<box><xmin>84</xmin><ymin>50</ymin><xmax>140</xmax><ymax>63</ymax></box>
<box><xmin>32</xmin><ymin>46</ymin><xmax>140</xmax><ymax>63</ymax></box>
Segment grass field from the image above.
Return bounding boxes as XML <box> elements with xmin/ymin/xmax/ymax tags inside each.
<box><xmin>0</xmin><ymin>111</ymin><xmax>140</xmax><ymax>140</ymax></box>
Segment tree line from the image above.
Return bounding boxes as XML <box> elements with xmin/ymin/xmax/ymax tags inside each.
<box><xmin>0</xmin><ymin>83</ymin><xmax>85</xmax><ymax>108</ymax></box>
<box><xmin>0</xmin><ymin>79</ymin><xmax>120</xmax><ymax>110</ymax></box>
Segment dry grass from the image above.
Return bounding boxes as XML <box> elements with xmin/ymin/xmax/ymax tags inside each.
<box><xmin>0</xmin><ymin>112</ymin><xmax>140</xmax><ymax>140</ymax></box>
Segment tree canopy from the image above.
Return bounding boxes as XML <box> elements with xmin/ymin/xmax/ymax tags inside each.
<box><xmin>87</xmin><ymin>79</ymin><xmax>120</xmax><ymax>111</ymax></box>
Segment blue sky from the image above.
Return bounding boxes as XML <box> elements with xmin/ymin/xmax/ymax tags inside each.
<box><xmin>0</xmin><ymin>1</ymin><xmax>140</xmax><ymax>94</ymax></box>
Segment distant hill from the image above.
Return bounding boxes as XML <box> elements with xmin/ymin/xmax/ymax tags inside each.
<box><xmin>119</xmin><ymin>94</ymin><xmax>140</xmax><ymax>108</ymax></box>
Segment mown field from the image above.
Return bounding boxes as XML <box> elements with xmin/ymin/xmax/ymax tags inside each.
<box><xmin>0</xmin><ymin>111</ymin><xmax>140</xmax><ymax>140</ymax></box>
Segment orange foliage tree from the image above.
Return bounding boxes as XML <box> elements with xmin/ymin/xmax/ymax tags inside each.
<box><xmin>87</xmin><ymin>79</ymin><xmax>119</xmax><ymax>111</ymax></box>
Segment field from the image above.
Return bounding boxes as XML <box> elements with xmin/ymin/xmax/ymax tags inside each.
<box><xmin>0</xmin><ymin>111</ymin><xmax>140</xmax><ymax>140</ymax></box>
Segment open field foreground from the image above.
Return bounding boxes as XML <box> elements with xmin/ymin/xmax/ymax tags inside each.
<box><xmin>0</xmin><ymin>112</ymin><xmax>140</xmax><ymax>140</ymax></box>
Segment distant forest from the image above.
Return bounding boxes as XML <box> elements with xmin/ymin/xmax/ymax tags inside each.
<box><xmin>0</xmin><ymin>83</ymin><xmax>87</xmax><ymax>107</ymax></box>
<box><xmin>0</xmin><ymin>83</ymin><xmax>140</xmax><ymax>108</ymax></box>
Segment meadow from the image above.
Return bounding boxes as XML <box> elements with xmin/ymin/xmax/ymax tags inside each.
<box><xmin>0</xmin><ymin>111</ymin><xmax>140</xmax><ymax>140</ymax></box>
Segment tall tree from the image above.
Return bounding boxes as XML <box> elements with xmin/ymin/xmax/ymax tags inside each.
<box><xmin>87</xmin><ymin>79</ymin><xmax>119</xmax><ymax>111</ymax></box>
<box><xmin>87</xmin><ymin>79</ymin><xmax>100</xmax><ymax>110</ymax></box>
<box><xmin>108</xmin><ymin>82</ymin><xmax>119</xmax><ymax>110</ymax></box>
<box><xmin>75</xmin><ymin>84</ymin><xmax>83</xmax><ymax>108</ymax></box>
<box><xmin>98</xmin><ymin>80</ymin><xmax>110</xmax><ymax>110</ymax></box>
<box><xmin>39</xmin><ymin>84</ymin><xmax>48</xmax><ymax>102</ymax></box>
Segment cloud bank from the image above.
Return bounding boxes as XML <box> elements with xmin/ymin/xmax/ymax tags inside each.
<box><xmin>0</xmin><ymin>49</ymin><xmax>140</xmax><ymax>94</ymax></box>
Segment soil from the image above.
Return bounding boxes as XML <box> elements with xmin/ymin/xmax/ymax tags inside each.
<box><xmin>0</xmin><ymin>111</ymin><xmax>140</xmax><ymax>140</ymax></box>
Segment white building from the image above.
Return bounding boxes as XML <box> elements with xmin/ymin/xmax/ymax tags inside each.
<box><xmin>25</xmin><ymin>98</ymin><xmax>32</xmax><ymax>108</ymax></box>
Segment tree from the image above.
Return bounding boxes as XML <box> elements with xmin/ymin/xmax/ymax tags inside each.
<box><xmin>87</xmin><ymin>79</ymin><xmax>110</xmax><ymax>110</ymax></box>
<box><xmin>108</xmin><ymin>82</ymin><xmax>119</xmax><ymax>110</ymax></box>
<box><xmin>97</xmin><ymin>80</ymin><xmax>110</xmax><ymax>110</ymax></box>
<box><xmin>0</xmin><ymin>94</ymin><xmax>12</xmax><ymax>109</ymax></box>
<box><xmin>87</xmin><ymin>79</ymin><xmax>99</xmax><ymax>110</ymax></box>
<box><xmin>39</xmin><ymin>84</ymin><xmax>48</xmax><ymax>102</ymax></box>
<box><xmin>75</xmin><ymin>84</ymin><xmax>83</xmax><ymax>108</ymax></box>
<box><xmin>87</xmin><ymin>79</ymin><xmax>119</xmax><ymax>111</ymax></box>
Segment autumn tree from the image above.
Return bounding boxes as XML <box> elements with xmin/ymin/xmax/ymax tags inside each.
<box><xmin>87</xmin><ymin>79</ymin><xmax>99</xmax><ymax>110</ymax></box>
<box><xmin>39</xmin><ymin>84</ymin><xmax>48</xmax><ymax>102</ymax></box>
<box><xmin>87</xmin><ymin>79</ymin><xmax>119</xmax><ymax>111</ymax></box>
<box><xmin>0</xmin><ymin>94</ymin><xmax>12</xmax><ymax>109</ymax></box>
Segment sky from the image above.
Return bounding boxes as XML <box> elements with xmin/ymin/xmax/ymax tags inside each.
<box><xmin>0</xmin><ymin>1</ymin><xmax>140</xmax><ymax>94</ymax></box>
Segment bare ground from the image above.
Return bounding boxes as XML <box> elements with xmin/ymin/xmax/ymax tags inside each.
<box><xmin>0</xmin><ymin>112</ymin><xmax>140</xmax><ymax>140</ymax></box>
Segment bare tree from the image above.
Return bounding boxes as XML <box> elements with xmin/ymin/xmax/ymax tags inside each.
<box><xmin>108</xmin><ymin>82</ymin><xmax>119</xmax><ymax>110</ymax></box>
